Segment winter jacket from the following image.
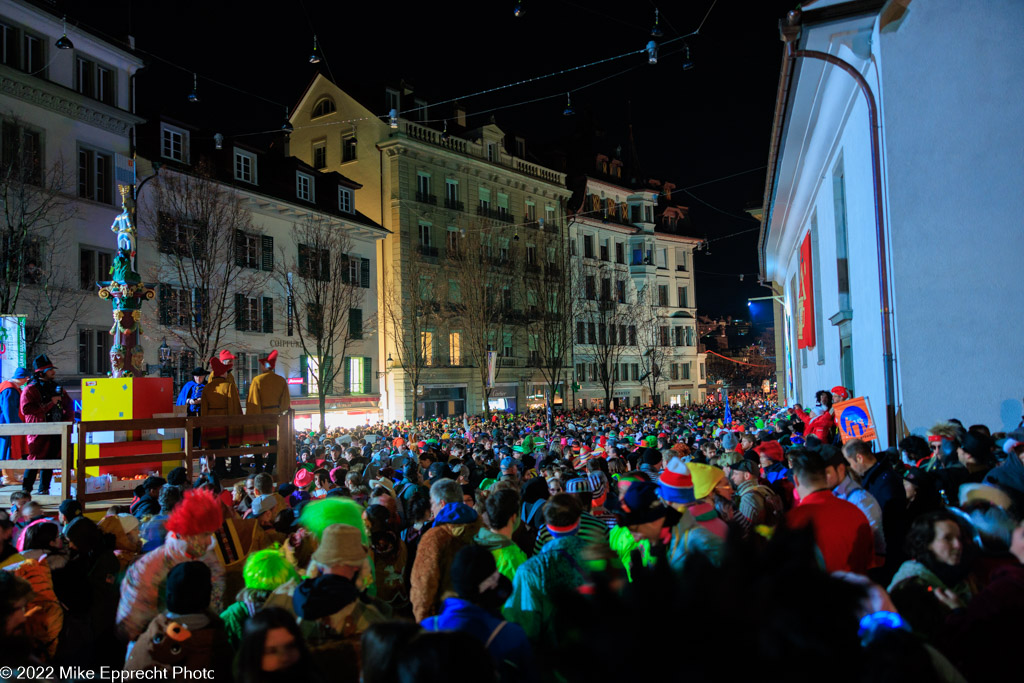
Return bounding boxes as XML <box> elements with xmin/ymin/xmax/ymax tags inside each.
<box><xmin>664</xmin><ymin>508</ymin><xmax>725</xmax><ymax>572</ymax></box>
<box><xmin>423</xmin><ymin>597</ymin><xmax>536</xmax><ymax>679</ymax></box>
<box><xmin>124</xmin><ymin>612</ymin><xmax>233</xmax><ymax>681</ymax></box>
<box><xmin>833</xmin><ymin>475</ymin><xmax>886</xmax><ymax>557</ymax></box>
<box><xmin>5</xmin><ymin>558</ymin><xmax>63</xmax><ymax>658</ymax></box>
<box><xmin>410</xmin><ymin>502</ymin><xmax>481</xmax><ymax>621</ymax></box>
<box><xmin>984</xmin><ymin>454</ymin><xmax>1024</xmax><ymax>513</ymax></box>
<box><xmin>199</xmin><ymin>376</ymin><xmax>242</xmax><ymax>445</ymax></box>
<box><xmin>219</xmin><ymin>600</ymin><xmax>254</xmax><ymax>650</ymax></box>
<box><xmin>787</xmin><ymin>490</ymin><xmax>874</xmax><ymax>575</ymax></box>
<box><xmin>19</xmin><ymin>378</ymin><xmax>72</xmax><ymax>459</ymax></box>
<box><xmin>888</xmin><ymin>559</ymin><xmax>975</xmax><ymax>604</ymax></box>
<box><xmin>0</xmin><ymin>381</ymin><xmax>26</xmax><ymax>460</ymax></box>
<box><xmin>608</xmin><ymin>525</ymin><xmax>653</xmax><ymax>582</ymax></box>
<box><xmin>245</xmin><ymin>370</ymin><xmax>291</xmax><ymax>443</ymax></box>
<box><xmin>503</xmin><ymin>534</ymin><xmax>587</xmax><ymax>642</ymax></box>
<box><xmin>475</xmin><ymin>527</ymin><xmax>528</xmax><ymax>581</ymax></box>
<box><xmin>116</xmin><ymin>533</ymin><xmax>225</xmax><ymax>642</ymax></box>
<box><xmin>794</xmin><ymin>406</ymin><xmax>836</xmax><ymax>442</ymax></box>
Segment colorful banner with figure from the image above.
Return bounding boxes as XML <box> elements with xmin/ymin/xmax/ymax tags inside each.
<box><xmin>797</xmin><ymin>232</ymin><xmax>815</xmax><ymax>349</ymax></box>
<box><xmin>834</xmin><ymin>397</ymin><xmax>877</xmax><ymax>443</ymax></box>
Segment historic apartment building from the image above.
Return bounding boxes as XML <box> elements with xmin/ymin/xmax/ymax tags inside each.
<box><xmin>288</xmin><ymin>75</ymin><xmax>572</xmax><ymax>419</ymax></box>
<box><xmin>134</xmin><ymin>116</ymin><xmax>387</xmax><ymax>429</ymax></box>
<box><xmin>568</xmin><ymin>166</ymin><xmax>706</xmax><ymax>408</ymax></box>
<box><xmin>0</xmin><ymin>0</ymin><xmax>143</xmax><ymax>399</ymax></box>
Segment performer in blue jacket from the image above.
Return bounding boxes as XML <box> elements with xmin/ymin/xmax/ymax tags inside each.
<box><xmin>175</xmin><ymin>366</ymin><xmax>207</xmax><ymax>416</ymax></box>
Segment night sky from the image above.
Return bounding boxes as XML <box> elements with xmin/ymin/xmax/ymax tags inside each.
<box><xmin>70</xmin><ymin>0</ymin><xmax>795</xmax><ymax>319</ymax></box>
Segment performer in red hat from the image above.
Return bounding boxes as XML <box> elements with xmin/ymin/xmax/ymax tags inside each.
<box><xmin>209</xmin><ymin>349</ymin><xmax>239</xmax><ymax>395</ymax></box>
<box><xmin>200</xmin><ymin>355</ymin><xmax>243</xmax><ymax>478</ymax></box>
<box><xmin>245</xmin><ymin>349</ymin><xmax>290</xmax><ymax>474</ymax></box>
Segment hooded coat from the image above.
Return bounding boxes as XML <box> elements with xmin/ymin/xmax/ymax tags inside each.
<box><xmin>410</xmin><ymin>502</ymin><xmax>482</xmax><ymax>621</ymax></box>
<box><xmin>475</xmin><ymin>526</ymin><xmax>528</xmax><ymax>582</ymax></box>
<box><xmin>983</xmin><ymin>454</ymin><xmax>1024</xmax><ymax>513</ymax></box>
<box><xmin>502</xmin><ymin>534</ymin><xmax>587</xmax><ymax>642</ymax></box>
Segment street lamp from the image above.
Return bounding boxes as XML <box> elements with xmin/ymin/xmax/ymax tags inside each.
<box><xmin>158</xmin><ymin>337</ymin><xmax>172</xmax><ymax>377</ymax></box>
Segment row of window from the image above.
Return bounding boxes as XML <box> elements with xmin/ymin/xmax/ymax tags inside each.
<box><xmin>585</xmin><ymin>194</ymin><xmax>653</xmax><ymax>223</ymax></box>
<box><xmin>414</xmin><ymin>174</ymin><xmax>557</xmax><ymax>220</ymax></box>
<box><xmin>575</xmin><ymin>321</ymin><xmax>696</xmax><ymax>347</ymax></box>
<box><xmin>581</xmin><ymin>277</ymin><xmax>689</xmax><ymax>308</ymax></box>
<box><xmin>578</xmin><ymin>235</ymin><xmax>689</xmax><ymax>271</ymax></box>
<box><xmin>575</xmin><ymin>361</ymin><xmax>705</xmax><ymax>383</ymax></box>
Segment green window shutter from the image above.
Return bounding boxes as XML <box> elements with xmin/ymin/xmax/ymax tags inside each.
<box><xmin>349</xmin><ymin>308</ymin><xmax>362</xmax><ymax>340</ymax></box>
<box><xmin>363</xmin><ymin>357</ymin><xmax>372</xmax><ymax>395</ymax></box>
<box><xmin>193</xmin><ymin>288</ymin><xmax>207</xmax><ymax>327</ymax></box>
<box><xmin>324</xmin><ymin>356</ymin><xmax>334</xmax><ymax>394</ymax></box>
<box><xmin>234</xmin><ymin>230</ymin><xmax>246</xmax><ymax>267</ymax></box>
<box><xmin>321</xmin><ymin>249</ymin><xmax>331</xmax><ymax>282</ymax></box>
<box><xmin>235</xmin><ymin>293</ymin><xmax>246</xmax><ymax>331</ymax></box>
<box><xmin>261</xmin><ymin>235</ymin><xmax>274</xmax><ymax>271</ymax></box>
<box><xmin>342</xmin><ymin>356</ymin><xmax>350</xmax><ymax>395</ymax></box>
<box><xmin>158</xmin><ymin>284</ymin><xmax>170</xmax><ymax>325</ymax></box>
<box><xmin>298</xmin><ymin>244</ymin><xmax>308</xmax><ymax>277</ymax></box>
<box><xmin>157</xmin><ymin>213</ymin><xmax>172</xmax><ymax>253</ymax></box>
<box><xmin>299</xmin><ymin>355</ymin><xmax>308</xmax><ymax>396</ymax></box>
<box><xmin>340</xmin><ymin>254</ymin><xmax>349</xmax><ymax>283</ymax></box>
<box><xmin>360</xmin><ymin>258</ymin><xmax>370</xmax><ymax>288</ymax></box>
<box><xmin>262</xmin><ymin>297</ymin><xmax>274</xmax><ymax>333</ymax></box>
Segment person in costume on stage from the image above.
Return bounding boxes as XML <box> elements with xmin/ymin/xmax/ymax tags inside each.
<box><xmin>246</xmin><ymin>350</ymin><xmax>290</xmax><ymax>474</ymax></box>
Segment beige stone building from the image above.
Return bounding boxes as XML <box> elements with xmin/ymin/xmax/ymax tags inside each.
<box><xmin>289</xmin><ymin>76</ymin><xmax>572</xmax><ymax>419</ymax></box>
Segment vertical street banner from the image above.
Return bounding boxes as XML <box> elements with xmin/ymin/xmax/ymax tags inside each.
<box><xmin>834</xmin><ymin>396</ymin><xmax>878</xmax><ymax>443</ymax></box>
<box><xmin>0</xmin><ymin>315</ymin><xmax>27</xmax><ymax>381</ymax></box>
<box><xmin>286</xmin><ymin>272</ymin><xmax>294</xmax><ymax>336</ymax></box>
<box><xmin>486</xmin><ymin>351</ymin><xmax>497</xmax><ymax>388</ymax></box>
<box><xmin>797</xmin><ymin>232</ymin><xmax>815</xmax><ymax>348</ymax></box>
<box><xmin>722</xmin><ymin>387</ymin><xmax>732</xmax><ymax>426</ymax></box>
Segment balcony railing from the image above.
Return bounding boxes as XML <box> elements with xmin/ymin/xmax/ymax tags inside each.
<box><xmin>444</xmin><ymin>198</ymin><xmax>465</xmax><ymax>211</ymax></box>
<box><xmin>415</xmin><ymin>191</ymin><xmax>437</xmax><ymax>205</ymax></box>
<box><xmin>419</xmin><ymin>245</ymin><xmax>439</xmax><ymax>257</ymax></box>
<box><xmin>476</xmin><ymin>205</ymin><xmax>515</xmax><ymax>223</ymax></box>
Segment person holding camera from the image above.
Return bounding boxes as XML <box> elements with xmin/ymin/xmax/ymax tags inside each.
<box><xmin>19</xmin><ymin>355</ymin><xmax>73</xmax><ymax>495</ymax></box>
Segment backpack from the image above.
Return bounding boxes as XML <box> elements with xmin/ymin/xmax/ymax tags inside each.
<box><xmin>750</xmin><ymin>485</ymin><xmax>785</xmax><ymax>528</ymax></box>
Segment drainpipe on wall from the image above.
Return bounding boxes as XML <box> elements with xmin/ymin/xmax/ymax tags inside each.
<box><xmin>780</xmin><ymin>9</ymin><xmax>898</xmax><ymax>447</ymax></box>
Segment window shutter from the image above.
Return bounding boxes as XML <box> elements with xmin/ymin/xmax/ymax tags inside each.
<box><xmin>158</xmin><ymin>284</ymin><xmax>170</xmax><ymax>325</ymax></box>
<box><xmin>299</xmin><ymin>355</ymin><xmax>308</xmax><ymax>396</ymax></box>
<box><xmin>321</xmin><ymin>249</ymin><xmax>331</xmax><ymax>282</ymax></box>
<box><xmin>349</xmin><ymin>308</ymin><xmax>362</xmax><ymax>339</ymax></box>
<box><xmin>261</xmin><ymin>235</ymin><xmax>274</xmax><ymax>271</ymax></box>
<box><xmin>234</xmin><ymin>230</ymin><xmax>245</xmax><ymax>267</ymax></box>
<box><xmin>193</xmin><ymin>288</ymin><xmax>208</xmax><ymax>327</ymax></box>
<box><xmin>342</xmin><ymin>357</ymin><xmax>350</xmax><ymax>394</ymax></box>
<box><xmin>363</xmin><ymin>357</ymin><xmax>372</xmax><ymax>395</ymax></box>
<box><xmin>157</xmin><ymin>213</ymin><xmax>172</xmax><ymax>253</ymax></box>
<box><xmin>262</xmin><ymin>297</ymin><xmax>274</xmax><ymax>333</ymax></box>
<box><xmin>340</xmin><ymin>253</ymin><xmax>349</xmax><ymax>283</ymax></box>
<box><xmin>235</xmin><ymin>293</ymin><xmax>246</xmax><ymax>331</ymax></box>
<box><xmin>360</xmin><ymin>258</ymin><xmax>370</xmax><ymax>288</ymax></box>
<box><xmin>298</xmin><ymin>244</ymin><xmax>308</xmax><ymax>277</ymax></box>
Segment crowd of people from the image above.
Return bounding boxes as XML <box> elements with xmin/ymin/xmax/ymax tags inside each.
<box><xmin>2</xmin><ymin>383</ymin><xmax>1023</xmax><ymax>682</ymax></box>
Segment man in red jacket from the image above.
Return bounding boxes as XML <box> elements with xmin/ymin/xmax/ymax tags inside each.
<box><xmin>786</xmin><ymin>449</ymin><xmax>873</xmax><ymax>575</ymax></box>
<box><xmin>19</xmin><ymin>355</ymin><xmax>73</xmax><ymax>495</ymax></box>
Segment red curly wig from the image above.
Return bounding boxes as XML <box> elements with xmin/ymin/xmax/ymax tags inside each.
<box><xmin>165</xmin><ymin>488</ymin><xmax>223</xmax><ymax>537</ymax></box>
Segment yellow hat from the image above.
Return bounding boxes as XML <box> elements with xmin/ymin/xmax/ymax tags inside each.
<box><xmin>688</xmin><ymin>462</ymin><xmax>725</xmax><ymax>500</ymax></box>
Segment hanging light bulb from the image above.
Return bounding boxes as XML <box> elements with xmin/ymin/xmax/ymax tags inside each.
<box><xmin>646</xmin><ymin>40</ymin><xmax>658</xmax><ymax>65</ymax></box>
<box><xmin>562</xmin><ymin>92</ymin><xmax>574</xmax><ymax>117</ymax></box>
<box><xmin>441</xmin><ymin>120</ymin><xmax>450</xmax><ymax>141</ymax></box>
<box><xmin>187</xmin><ymin>73</ymin><xmax>199</xmax><ymax>103</ymax></box>
<box><xmin>389</xmin><ymin>108</ymin><xmax>398</xmax><ymax>129</ymax></box>
<box><xmin>214</xmin><ymin>133</ymin><xmax>224</xmax><ymax>150</ymax></box>
<box><xmin>459</xmin><ymin>227</ymin><xmax>466</xmax><ymax>237</ymax></box>
<box><xmin>281</xmin><ymin>107</ymin><xmax>294</xmax><ymax>134</ymax></box>
<box><xmin>681</xmin><ymin>44</ymin><xmax>695</xmax><ymax>71</ymax></box>
<box><xmin>513</xmin><ymin>232</ymin><xmax>520</xmax><ymax>241</ymax></box>
<box><xmin>514</xmin><ymin>0</ymin><xmax>523</xmax><ymax>17</ymax></box>
<box><xmin>739</xmin><ymin>274</ymin><xmax>744</xmax><ymax>282</ymax></box>
<box><xmin>650</xmin><ymin>8</ymin><xmax>663</xmax><ymax>38</ymax></box>
<box><xmin>55</xmin><ymin>16</ymin><xmax>73</xmax><ymax>50</ymax></box>
<box><xmin>309</xmin><ymin>35</ymin><xmax>321</xmax><ymax>64</ymax></box>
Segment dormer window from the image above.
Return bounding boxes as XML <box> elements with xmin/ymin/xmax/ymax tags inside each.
<box><xmin>161</xmin><ymin>123</ymin><xmax>189</xmax><ymax>162</ymax></box>
<box><xmin>296</xmin><ymin>171</ymin><xmax>315</xmax><ymax>202</ymax></box>
<box><xmin>338</xmin><ymin>186</ymin><xmax>353</xmax><ymax>213</ymax></box>
<box><xmin>312</xmin><ymin>97</ymin><xmax>336</xmax><ymax>119</ymax></box>
<box><xmin>234</xmin><ymin>148</ymin><xmax>256</xmax><ymax>184</ymax></box>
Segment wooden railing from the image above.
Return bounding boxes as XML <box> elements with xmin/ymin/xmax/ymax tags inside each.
<box><xmin>0</xmin><ymin>422</ymin><xmax>72</xmax><ymax>505</ymax></box>
<box><xmin>72</xmin><ymin>412</ymin><xmax>294</xmax><ymax>509</ymax></box>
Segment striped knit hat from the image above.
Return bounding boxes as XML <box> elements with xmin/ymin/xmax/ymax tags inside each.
<box><xmin>657</xmin><ymin>456</ymin><xmax>695</xmax><ymax>505</ymax></box>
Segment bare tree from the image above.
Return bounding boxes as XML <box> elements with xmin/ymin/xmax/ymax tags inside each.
<box><xmin>443</xmin><ymin>220</ymin><xmax>522</xmax><ymax>415</ymax></box>
<box><xmin>143</xmin><ymin>161</ymin><xmax>269</xmax><ymax>365</ymax></box>
<box><xmin>279</xmin><ymin>213</ymin><xmax>373</xmax><ymax>432</ymax></box>
<box><xmin>0</xmin><ymin>119</ymin><xmax>79</xmax><ymax>352</ymax></box>
<box><xmin>528</xmin><ymin>220</ymin><xmax>573</xmax><ymax>429</ymax></box>
<box><xmin>381</xmin><ymin>248</ymin><xmax>441</xmax><ymax>420</ymax></box>
<box><xmin>635</xmin><ymin>284</ymin><xmax>668</xmax><ymax>405</ymax></box>
<box><xmin>575</xmin><ymin>260</ymin><xmax>640</xmax><ymax>408</ymax></box>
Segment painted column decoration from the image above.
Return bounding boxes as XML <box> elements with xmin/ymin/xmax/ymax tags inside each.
<box><xmin>797</xmin><ymin>232</ymin><xmax>815</xmax><ymax>349</ymax></box>
<box><xmin>98</xmin><ymin>185</ymin><xmax>157</xmax><ymax>377</ymax></box>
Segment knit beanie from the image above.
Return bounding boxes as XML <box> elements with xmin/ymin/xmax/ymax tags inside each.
<box><xmin>451</xmin><ymin>545</ymin><xmax>499</xmax><ymax>601</ymax></box>
<box><xmin>166</xmin><ymin>561</ymin><xmax>212</xmax><ymax>614</ymax></box>
<box><xmin>722</xmin><ymin>432</ymin><xmax>739</xmax><ymax>451</ymax></box>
